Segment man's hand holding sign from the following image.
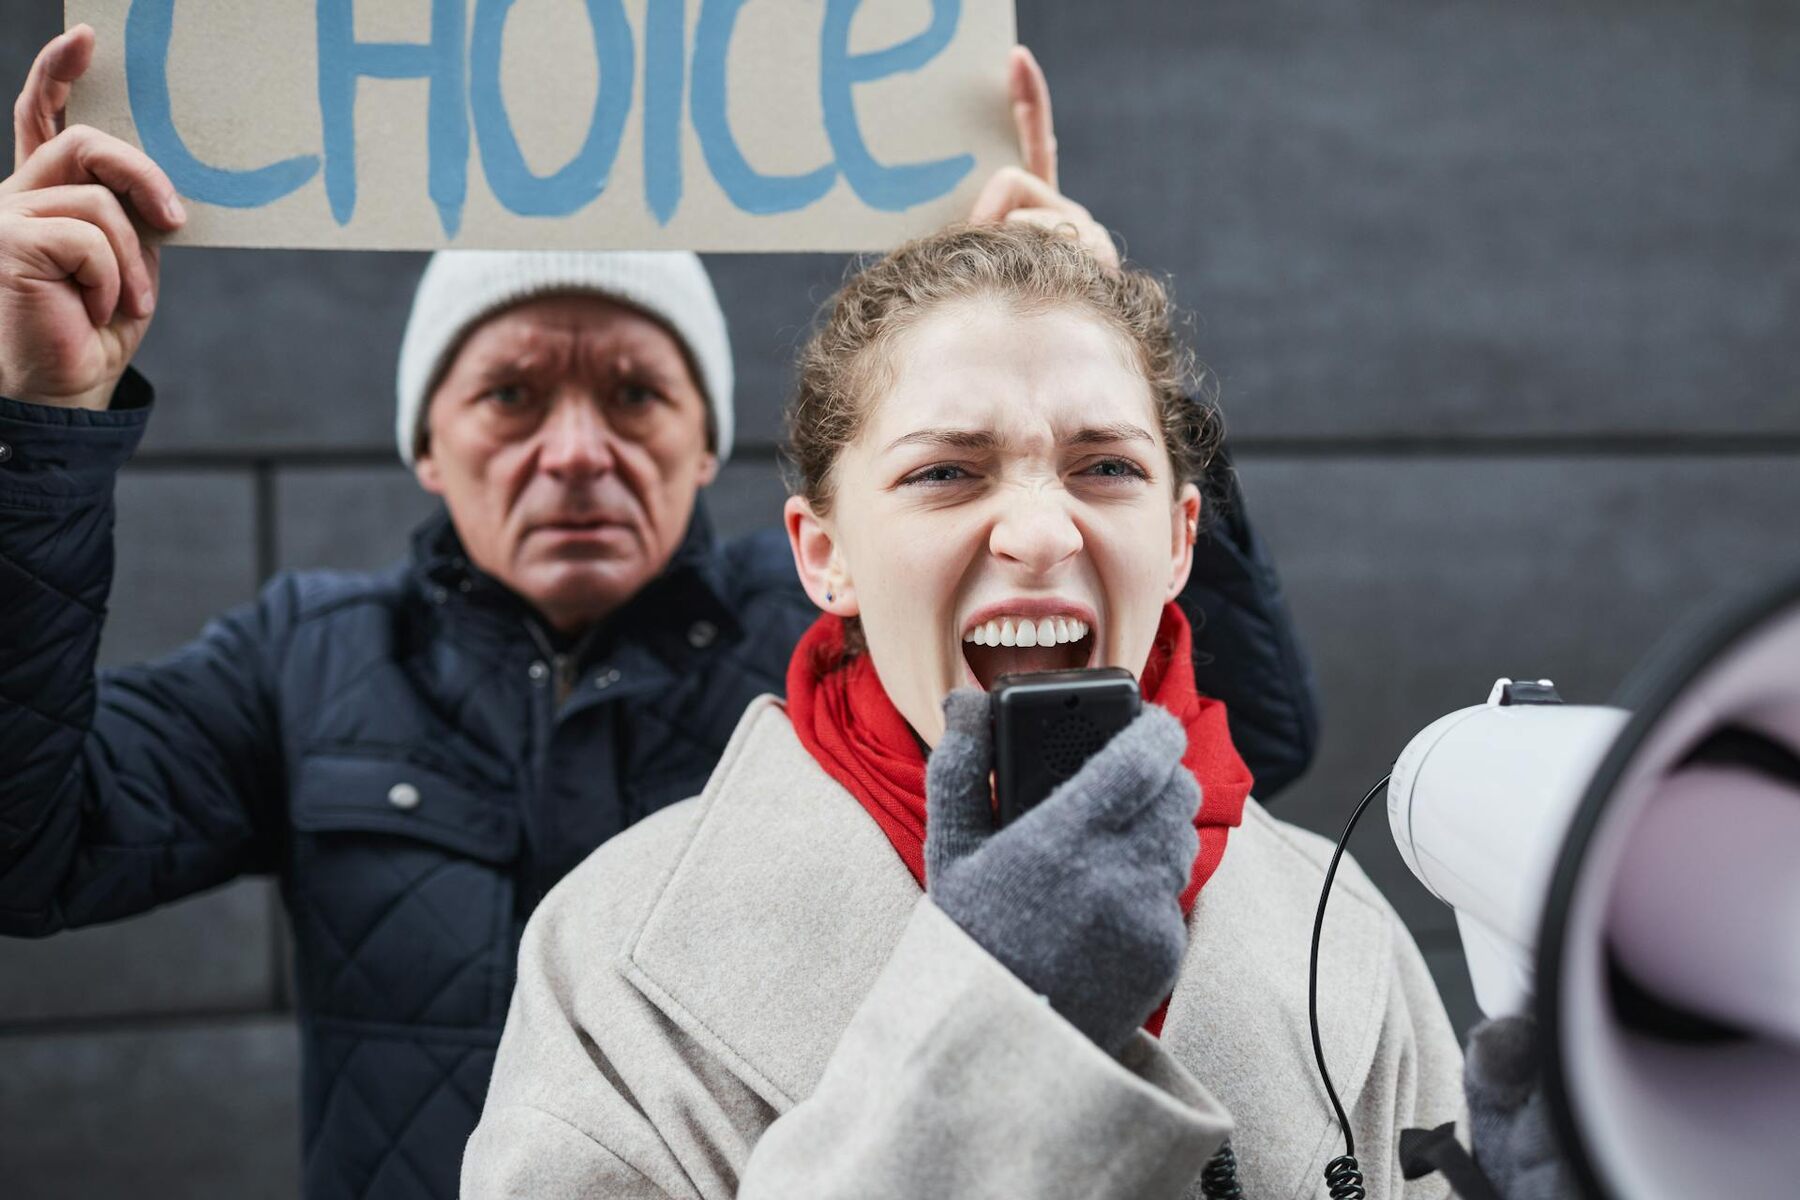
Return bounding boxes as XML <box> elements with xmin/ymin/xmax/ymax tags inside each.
<box><xmin>0</xmin><ymin>25</ymin><xmax>183</xmax><ymax>410</ymax></box>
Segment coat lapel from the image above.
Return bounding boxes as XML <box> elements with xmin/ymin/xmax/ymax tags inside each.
<box><xmin>620</xmin><ymin>697</ymin><xmax>924</xmax><ymax>1110</ymax></box>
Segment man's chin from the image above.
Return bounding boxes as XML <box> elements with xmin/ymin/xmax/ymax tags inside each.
<box><xmin>511</xmin><ymin>560</ymin><xmax>657</xmax><ymax>632</ymax></box>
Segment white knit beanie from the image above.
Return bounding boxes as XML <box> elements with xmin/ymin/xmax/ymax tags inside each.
<box><xmin>395</xmin><ymin>250</ymin><xmax>734</xmax><ymax>466</ymax></box>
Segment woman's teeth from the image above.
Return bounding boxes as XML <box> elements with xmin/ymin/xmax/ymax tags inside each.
<box><xmin>962</xmin><ymin>616</ymin><xmax>1090</xmax><ymax>648</ymax></box>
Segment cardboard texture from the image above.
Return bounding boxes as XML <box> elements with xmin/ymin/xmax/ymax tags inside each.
<box><xmin>66</xmin><ymin>0</ymin><xmax>1018</xmax><ymax>251</ymax></box>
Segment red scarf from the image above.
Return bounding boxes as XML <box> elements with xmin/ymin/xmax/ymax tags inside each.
<box><xmin>785</xmin><ymin>602</ymin><xmax>1254</xmax><ymax>1031</ymax></box>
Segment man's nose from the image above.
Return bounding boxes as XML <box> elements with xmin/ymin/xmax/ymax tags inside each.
<box><xmin>988</xmin><ymin>488</ymin><xmax>1083</xmax><ymax>574</ymax></box>
<box><xmin>535</xmin><ymin>394</ymin><xmax>616</xmax><ymax>479</ymax></box>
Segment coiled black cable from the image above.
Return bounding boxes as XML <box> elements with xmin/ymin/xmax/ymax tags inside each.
<box><xmin>1307</xmin><ymin>772</ymin><xmax>1390</xmax><ymax>1200</ymax></box>
<box><xmin>1324</xmin><ymin>1153</ymin><xmax>1367</xmax><ymax>1199</ymax></box>
<box><xmin>1199</xmin><ymin>1140</ymin><xmax>1244</xmax><ymax>1199</ymax></box>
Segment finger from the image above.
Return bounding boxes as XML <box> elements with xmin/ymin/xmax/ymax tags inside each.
<box><xmin>1043</xmin><ymin>704</ymin><xmax>1192</xmax><ymax>830</ymax></box>
<box><xmin>1464</xmin><ymin>1015</ymin><xmax>1541</xmax><ymax>1105</ymax></box>
<box><xmin>967</xmin><ymin>164</ymin><xmax>1061</xmax><ymax>225</ymax></box>
<box><xmin>1003</xmin><ymin>206</ymin><xmax>1092</xmax><ymax>238</ymax></box>
<box><xmin>8</xmin><ymin>125</ymin><xmax>186</xmax><ymax>230</ymax></box>
<box><xmin>1003</xmin><ymin>206</ymin><xmax>1120</xmax><ymax>269</ymax></box>
<box><xmin>23</xmin><ymin>214</ymin><xmax>121</xmax><ymax>328</ymax></box>
<box><xmin>13</xmin><ymin>25</ymin><xmax>95</xmax><ymax>172</ymax></box>
<box><xmin>12</xmin><ymin>184</ymin><xmax>153</xmax><ymax>318</ymax></box>
<box><xmin>925</xmin><ymin>689</ymin><xmax>996</xmax><ymax>887</ymax></box>
<box><xmin>1008</xmin><ymin>46</ymin><xmax>1058</xmax><ymax>189</ymax></box>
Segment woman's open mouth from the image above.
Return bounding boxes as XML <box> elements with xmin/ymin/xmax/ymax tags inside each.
<box><xmin>961</xmin><ymin>613</ymin><xmax>1095</xmax><ymax>690</ymax></box>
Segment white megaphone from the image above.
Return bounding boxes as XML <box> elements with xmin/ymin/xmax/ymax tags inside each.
<box><xmin>1388</xmin><ymin>569</ymin><xmax>1800</xmax><ymax>1200</ymax></box>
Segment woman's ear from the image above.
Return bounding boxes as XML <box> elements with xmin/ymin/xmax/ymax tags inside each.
<box><xmin>785</xmin><ymin>495</ymin><xmax>857</xmax><ymax>614</ymax></box>
<box><xmin>1164</xmin><ymin>482</ymin><xmax>1202</xmax><ymax>602</ymax></box>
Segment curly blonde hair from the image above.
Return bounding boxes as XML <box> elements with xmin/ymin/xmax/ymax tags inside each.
<box><xmin>784</xmin><ymin>223</ymin><xmax>1225</xmax><ymax>516</ymax></box>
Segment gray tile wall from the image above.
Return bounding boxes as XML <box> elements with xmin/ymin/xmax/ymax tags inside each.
<box><xmin>0</xmin><ymin>1019</ymin><xmax>301</xmax><ymax>1199</ymax></box>
<box><xmin>3</xmin><ymin>1</ymin><xmax>1796</xmax><ymax>1195</ymax></box>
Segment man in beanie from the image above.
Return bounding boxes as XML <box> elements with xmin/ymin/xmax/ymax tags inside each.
<box><xmin>0</xmin><ymin>28</ymin><xmax>1321</xmax><ymax>1200</ymax></box>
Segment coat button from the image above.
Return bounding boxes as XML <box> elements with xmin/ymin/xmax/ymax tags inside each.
<box><xmin>528</xmin><ymin>660</ymin><xmax>549</xmax><ymax>683</ymax></box>
<box><xmin>687</xmin><ymin>620</ymin><xmax>717</xmax><ymax>649</ymax></box>
<box><xmin>0</xmin><ymin>441</ymin><xmax>12</xmax><ymax>464</ymax></box>
<box><xmin>387</xmin><ymin>782</ymin><xmax>422</xmax><ymax>811</ymax></box>
<box><xmin>594</xmin><ymin>667</ymin><xmax>622</xmax><ymax>690</ymax></box>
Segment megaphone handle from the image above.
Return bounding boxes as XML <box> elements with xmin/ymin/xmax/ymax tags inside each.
<box><xmin>1457</xmin><ymin>910</ymin><xmax>1535</xmax><ymax>1018</ymax></box>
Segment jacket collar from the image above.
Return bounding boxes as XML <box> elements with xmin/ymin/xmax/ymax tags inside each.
<box><xmin>405</xmin><ymin>499</ymin><xmax>742</xmax><ymax>675</ymax></box>
<box><xmin>618</xmin><ymin>698</ymin><xmax>1393</xmax><ymax>1144</ymax></box>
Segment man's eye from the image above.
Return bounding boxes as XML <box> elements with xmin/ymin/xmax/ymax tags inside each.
<box><xmin>616</xmin><ymin>383</ymin><xmax>660</xmax><ymax>408</ymax></box>
<box><xmin>901</xmin><ymin>463</ymin><xmax>971</xmax><ymax>486</ymax></box>
<box><xmin>483</xmin><ymin>384</ymin><xmax>531</xmax><ymax>409</ymax></box>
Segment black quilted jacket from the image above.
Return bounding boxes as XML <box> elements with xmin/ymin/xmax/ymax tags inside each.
<box><xmin>0</xmin><ymin>375</ymin><xmax>1318</xmax><ymax>1200</ymax></box>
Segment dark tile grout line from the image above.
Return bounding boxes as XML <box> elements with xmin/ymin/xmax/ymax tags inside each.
<box><xmin>118</xmin><ymin>434</ymin><xmax>1800</xmax><ymax>471</ymax></box>
<box><xmin>0</xmin><ymin>1005</ymin><xmax>294</xmax><ymax>1040</ymax></box>
<box><xmin>1230</xmin><ymin>433</ymin><xmax>1800</xmax><ymax>458</ymax></box>
<box><xmin>253</xmin><ymin>462</ymin><xmax>278</xmax><ymax>585</ymax></box>
<box><xmin>249</xmin><ymin>464</ymin><xmax>296</xmax><ymax>1015</ymax></box>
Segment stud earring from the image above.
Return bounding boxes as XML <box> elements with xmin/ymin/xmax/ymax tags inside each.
<box><xmin>826</xmin><ymin>590</ymin><xmax>835</xmax><ymax>603</ymax></box>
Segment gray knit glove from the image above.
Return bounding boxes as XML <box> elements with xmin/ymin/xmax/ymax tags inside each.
<box><xmin>1465</xmin><ymin>1015</ymin><xmax>1576</xmax><ymax>1200</ymax></box>
<box><xmin>925</xmin><ymin>688</ymin><xmax>1200</xmax><ymax>1056</ymax></box>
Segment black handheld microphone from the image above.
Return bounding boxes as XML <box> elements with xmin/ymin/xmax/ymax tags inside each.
<box><xmin>989</xmin><ymin>667</ymin><xmax>1141</xmax><ymax>826</ymax></box>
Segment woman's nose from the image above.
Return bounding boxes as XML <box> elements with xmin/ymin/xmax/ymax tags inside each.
<box><xmin>536</xmin><ymin>394</ymin><xmax>616</xmax><ymax>479</ymax></box>
<box><xmin>988</xmin><ymin>490</ymin><xmax>1083</xmax><ymax>574</ymax></box>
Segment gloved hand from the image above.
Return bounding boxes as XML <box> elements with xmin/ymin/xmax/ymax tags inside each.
<box><xmin>925</xmin><ymin>688</ymin><xmax>1200</xmax><ymax>1056</ymax></box>
<box><xmin>1465</xmin><ymin>1015</ymin><xmax>1576</xmax><ymax>1200</ymax></box>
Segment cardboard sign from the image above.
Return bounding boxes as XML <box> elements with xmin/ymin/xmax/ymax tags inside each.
<box><xmin>66</xmin><ymin>0</ymin><xmax>1019</xmax><ymax>251</ymax></box>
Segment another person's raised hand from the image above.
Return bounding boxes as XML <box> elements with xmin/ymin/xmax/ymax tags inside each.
<box><xmin>0</xmin><ymin>24</ymin><xmax>185</xmax><ymax>410</ymax></box>
<box><xmin>1464</xmin><ymin>1016</ymin><xmax>1577</xmax><ymax>1199</ymax></box>
<box><xmin>967</xmin><ymin>46</ymin><xmax>1119</xmax><ymax>269</ymax></box>
<box><xmin>926</xmin><ymin>688</ymin><xmax>1198</xmax><ymax>1055</ymax></box>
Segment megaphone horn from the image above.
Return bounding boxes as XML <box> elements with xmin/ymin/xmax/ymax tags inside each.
<box><xmin>1390</xmin><ymin>567</ymin><xmax>1800</xmax><ymax>1200</ymax></box>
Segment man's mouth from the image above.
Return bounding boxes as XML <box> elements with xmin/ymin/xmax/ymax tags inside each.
<box><xmin>960</xmin><ymin>610</ymin><xmax>1096</xmax><ymax>690</ymax></box>
<box><xmin>530</xmin><ymin>516</ymin><xmax>626</xmax><ymax>536</ymax></box>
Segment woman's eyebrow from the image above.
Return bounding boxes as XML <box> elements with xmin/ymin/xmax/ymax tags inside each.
<box><xmin>883</xmin><ymin>428</ymin><xmax>1001</xmax><ymax>453</ymax></box>
<box><xmin>1066</xmin><ymin>423</ymin><xmax>1155</xmax><ymax>446</ymax></box>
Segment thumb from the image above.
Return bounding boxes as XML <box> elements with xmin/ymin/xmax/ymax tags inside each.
<box><xmin>1464</xmin><ymin>1015</ymin><xmax>1541</xmax><ymax>1111</ymax></box>
<box><xmin>925</xmin><ymin>688</ymin><xmax>995</xmax><ymax>888</ymax></box>
<box><xmin>1047</xmin><ymin>703</ymin><xmax>1190</xmax><ymax>832</ymax></box>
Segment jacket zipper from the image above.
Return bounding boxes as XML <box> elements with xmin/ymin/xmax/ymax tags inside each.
<box><xmin>519</xmin><ymin>619</ymin><xmax>559</xmax><ymax>908</ymax></box>
<box><xmin>553</xmin><ymin>652</ymin><xmax>578</xmax><ymax>707</ymax></box>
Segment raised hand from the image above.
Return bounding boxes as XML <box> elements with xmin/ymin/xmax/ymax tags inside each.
<box><xmin>1464</xmin><ymin>1016</ymin><xmax>1577</xmax><ymax>1199</ymax></box>
<box><xmin>0</xmin><ymin>25</ymin><xmax>186</xmax><ymax>409</ymax></box>
<box><xmin>967</xmin><ymin>46</ymin><xmax>1119</xmax><ymax>269</ymax></box>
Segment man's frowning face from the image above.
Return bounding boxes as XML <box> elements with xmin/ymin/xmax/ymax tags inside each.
<box><xmin>415</xmin><ymin>293</ymin><xmax>717</xmax><ymax>632</ymax></box>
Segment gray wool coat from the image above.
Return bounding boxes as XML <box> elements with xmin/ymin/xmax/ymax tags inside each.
<box><xmin>462</xmin><ymin>698</ymin><xmax>1465</xmax><ymax>1198</ymax></box>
